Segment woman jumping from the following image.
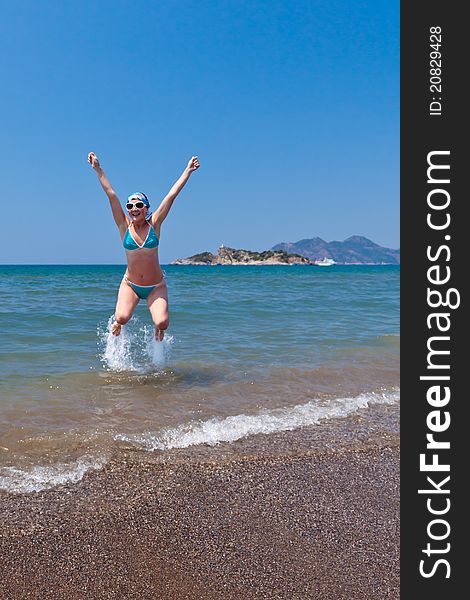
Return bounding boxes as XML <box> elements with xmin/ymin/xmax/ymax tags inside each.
<box><xmin>88</xmin><ymin>152</ymin><xmax>200</xmax><ymax>341</ymax></box>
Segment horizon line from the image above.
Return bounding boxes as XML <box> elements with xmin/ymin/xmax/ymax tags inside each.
<box><xmin>0</xmin><ymin>263</ymin><xmax>401</xmax><ymax>267</ymax></box>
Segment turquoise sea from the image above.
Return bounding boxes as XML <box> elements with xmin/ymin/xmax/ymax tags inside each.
<box><xmin>0</xmin><ymin>265</ymin><xmax>399</xmax><ymax>493</ymax></box>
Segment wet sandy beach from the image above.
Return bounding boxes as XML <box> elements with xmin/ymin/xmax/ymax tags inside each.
<box><xmin>0</xmin><ymin>410</ymin><xmax>399</xmax><ymax>600</ymax></box>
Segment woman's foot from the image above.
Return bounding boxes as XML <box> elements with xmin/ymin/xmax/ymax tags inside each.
<box><xmin>111</xmin><ymin>321</ymin><xmax>122</xmax><ymax>336</ymax></box>
<box><xmin>155</xmin><ymin>327</ymin><xmax>164</xmax><ymax>342</ymax></box>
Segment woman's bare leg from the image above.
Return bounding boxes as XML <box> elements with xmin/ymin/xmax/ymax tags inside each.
<box><xmin>147</xmin><ymin>283</ymin><xmax>169</xmax><ymax>341</ymax></box>
<box><xmin>112</xmin><ymin>279</ymin><xmax>140</xmax><ymax>335</ymax></box>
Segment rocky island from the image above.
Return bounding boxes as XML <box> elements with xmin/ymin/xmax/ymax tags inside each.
<box><xmin>172</xmin><ymin>236</ymin><xmax>400</xmax><ymax>265</ymax></box>
<box><xmin>172</xmin><ymin>245</ymin><xmax>310</xmax><ymax>265</ymax></box>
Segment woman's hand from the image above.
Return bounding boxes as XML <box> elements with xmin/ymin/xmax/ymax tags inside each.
<box><xmin>186</xmin><ymin>156</ymin><xmax>200</xmax><ymax>173</ymax></box>
<box><xmin>88</xmin><ymin>152</ymin><xmax>101</xmax><ymax>169</ymax></box>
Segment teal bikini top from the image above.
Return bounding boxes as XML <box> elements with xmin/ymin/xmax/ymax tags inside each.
<box><xmin>123</xmin><ymin>223</ymin><xmax>159</xmax><ymax>251</ymax></box>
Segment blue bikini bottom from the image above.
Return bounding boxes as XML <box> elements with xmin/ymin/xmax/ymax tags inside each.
<box><xmin>124</xmin><ymin>274</ymin><xmax>166</xmax><ymax>300</ymax></box>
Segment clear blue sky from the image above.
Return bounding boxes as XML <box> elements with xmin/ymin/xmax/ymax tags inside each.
<box><xmin>1</xmin><ymin>0</ymin><xmax>399</xmax><ymax>264</ymax></box>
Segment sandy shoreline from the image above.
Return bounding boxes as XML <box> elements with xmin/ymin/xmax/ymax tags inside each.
<box><xmin>1</xmin><ymin>409</ymin><xmax>399</xmax><ymax>600</ymax></box>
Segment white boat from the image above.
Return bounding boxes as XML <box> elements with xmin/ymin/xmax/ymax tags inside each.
<box><xmin>314</xmin><ymin>257</ymin><xmax>336</xmax><ymax>266</ymax></box>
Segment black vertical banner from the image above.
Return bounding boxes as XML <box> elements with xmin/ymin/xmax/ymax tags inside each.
<box><xmin>401</xmin><ymin>3</ymin><xmax>466</xmax><ymax>598</ymax></box>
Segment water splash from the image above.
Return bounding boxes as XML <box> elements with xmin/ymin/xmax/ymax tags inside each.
<box><xmin>98</xmin><ymin>315</ymin><xmax>173</xmax><ymax>373</ymax></box>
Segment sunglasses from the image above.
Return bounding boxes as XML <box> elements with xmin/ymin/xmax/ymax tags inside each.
<box><xmin>126</xmin><ymin>201</ymin><xmax>146</xmax><ymax>210</ymax></box>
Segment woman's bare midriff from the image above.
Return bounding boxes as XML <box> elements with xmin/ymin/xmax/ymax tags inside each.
<box><xmin>125</xmin><ymin>248</ymin><xmax>164</xmax><ymax>285</ymax></box>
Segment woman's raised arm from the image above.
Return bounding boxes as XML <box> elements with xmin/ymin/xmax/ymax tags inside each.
<box><xmin>151</xmin><ymin>156</ymin><xmax>200</xmax><ymax>227</ymax></box>
<box><xmin>88</xmin><ymin>152</ymin><xmax>127</xmax><ymax>230</ymax></box>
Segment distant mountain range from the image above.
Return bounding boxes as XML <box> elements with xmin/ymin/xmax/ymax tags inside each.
<box><xmin>272</xmin><ymin>236</ymin><xmax>400</xmax><ymax>264</ymax></box>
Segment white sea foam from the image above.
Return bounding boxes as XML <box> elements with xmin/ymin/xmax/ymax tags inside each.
<box><xmin>1</xmin><ymin>390</ymin><xmax>398</xmax><ymax>495</ymax></box>
<box><xmin>115</xmin><ymin>390</ymin><xmax>399</xmax><ymax>451</ymax></box>
<box><xmin>98</xmin><ymin>315</ymin><xmax>173</xmax><ymax>373</ymax></box>
<box><xmin>0</xmin><ymin>455</ymin><xmax>107</xmax><ymax>494</ymax></box>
